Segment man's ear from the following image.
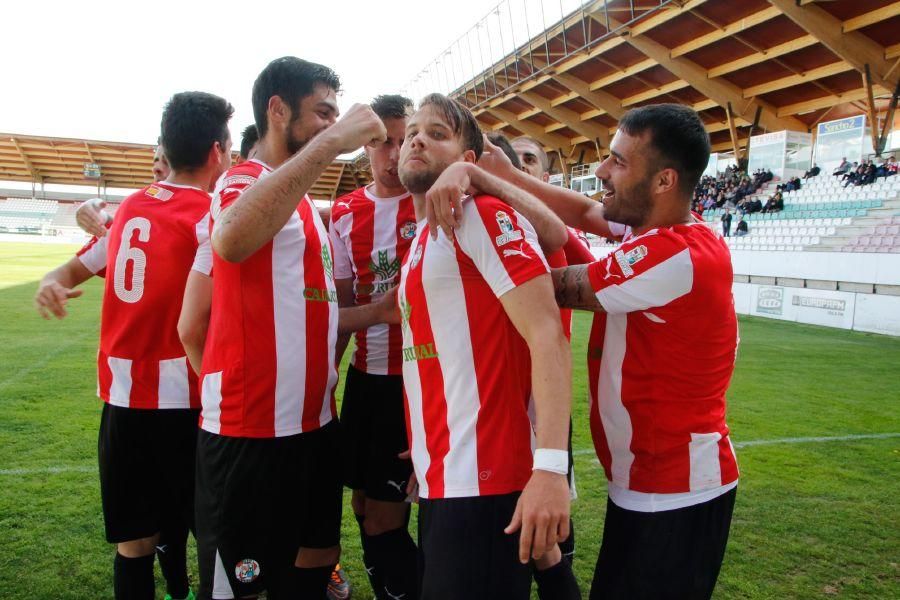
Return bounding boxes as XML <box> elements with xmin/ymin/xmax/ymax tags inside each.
<box><xmin>655</xmin><ymin>167</ymin><xmax>679</xmax><ymax>195</ymax></box>
<box><xmin>267</xmin><ymin>95</ymin><xmax>289</xmax><ymax>128</ymax></box>
<box><xmin>462</xmin><ymin>149</ymin><xmax>477</xmax><ymax>164</ymax></box>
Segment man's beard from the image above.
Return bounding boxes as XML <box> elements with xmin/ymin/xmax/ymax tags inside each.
<box><xmin>286</xmin><ymin>130</ymin><xmax>310</xmax><ymax>156</ymax></box>
<box><xmin>400</xmin><ymin>162</ymin><xmax>447</xmax><ymax>194</ymax></box>
<box><xmin>603</xmin><ymin>177</ymin><xmax>653</xmax><ymax>228</ymax></box>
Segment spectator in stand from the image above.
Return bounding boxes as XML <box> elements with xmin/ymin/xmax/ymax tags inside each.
<box><xmin>735</xmin><ymin>216</ymin><xmax>748</xmax><ymax>237</ymax></box>
<box><xmin>762</xmin><ymin>191</ymin><xmax>783</xmax><ymax>213</ymax></box>
<box><xmin>782</xmin><ymin>176</ymin><xmax>801</xmax><ymax>192</ymax></box>
<box><xmin>803</xmin><ymin>164</ymin><xmax>820</xmax><ymax>180</ymax></box>
<box><xmin>885</xmin><ymin>156</ymin><xmax>898</xmax><ymax>177</ymax></box>
<box><xmin>833</xmin><ymin>157</ymin><xmax>851</xmax><ymax>176</ymax></box>
<box><xmin>721</xmin><ymin>209</ymin><xmax>732</xmax><ymax>237</ymax></box>
<box><xmin>859</xmin><ymin>162</ymin><xmax>877</xmax><ymax>186</ymax></box>
<box><xmin>744</xmin><ymin>196</ymin><xmax>763</xmax><ymax>214</ymax></box>
<box><xmin>843</xmin><ymin>163</ymin><xmax>862</xmax><ymax>186</ymax></box>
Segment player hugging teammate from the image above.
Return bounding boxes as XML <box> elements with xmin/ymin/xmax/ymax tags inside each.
<box><xmin>37</xmin><ymin>54</ymin><xmax>739</xmax><ymax>600</ymax></box>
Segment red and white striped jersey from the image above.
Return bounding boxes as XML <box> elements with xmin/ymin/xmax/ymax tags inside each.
<box><xmin>399</xmin><ymin>195</ymin><xmax>549</xmax><ymax>500</ymax></box>
<box><xmin>76</xmin><ymin>182</ymin><xmax>211</xmax><ymax>410</ymax></box>
<box><xmin>585</xmin><ymin>223</ymin><xmax>739</xmax><ymax>508</ymax></box>
<box><xmin>329</xmin><ymin>186</ymin><xmax>417</xmax><ymax>375</ymax></box>
<box><xmin>200</xmin><ymin>159</ymin><xmax>339</xmax><ymax>438</ymax></box>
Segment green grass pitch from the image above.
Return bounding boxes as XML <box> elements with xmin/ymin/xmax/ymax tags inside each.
<box><xmin>0</xmin><ymin>241</ymin><xmax>897</xmax><ymax>598</ymax></box>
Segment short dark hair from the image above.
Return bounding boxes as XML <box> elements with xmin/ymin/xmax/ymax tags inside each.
<box><xmin>371</xmin><ymin>94</ymin><xmax>414</xmax><ymax>121</ymax></box>
<box><xmin>252</xmin><ymin>56</ymin><xmax>341</xmax><ymax>137</ymax></box>
<box><xmin>240</xmin><ymin>124</ymin><xmax>259</xmax><ymax>159</ymax></box>
<box><xmin>160</xmin><ymin>91</ymin><xmax>233</xmax><ymax>171</ymax></box>
<box><xmin>617</xmin><ymin>103</ymin><xmax>710</xmax><ymax>196</ymax></box>
<box><xmin>487</xmin><ymin>133</ymin><xmax>521</xmax><ymax>169</ymax></box>
<box><xmin>512</xmin><ymin>136</ymin><xmax>549</xmax><ymax>173</ymax></box>
<box><xmin>418</xmin><ymin>93</ymin><xmax>483</xmax><ymax>159</ymax></box>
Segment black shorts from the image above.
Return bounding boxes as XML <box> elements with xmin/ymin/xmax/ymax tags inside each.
<box><xmin>340</xmin><ymin>365</ymin><xmax>413</xmax><ymax>502</ymax></box>
<box><xmin>590</xmin><ymin>487</ymin><xmax>737</xmax><ymax>600</ymax></box>
<box><xmin>418</xmin><ymin>493</ymin><xmax>531</xmax><ymax>600</ymax></box>
<box><xmin>98</xmin><ymin>403</ymin><xmax>199</xmax><ymax>543</ymax></box>
<box><xmin>195</xmin><ymin>420</ymin><xmax>343</xmax><ymax>599</ymax></box>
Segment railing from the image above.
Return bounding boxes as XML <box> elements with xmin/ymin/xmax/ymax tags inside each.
<box><xmin>402</xmin><ymin>0</ymin><xmax>674</xmax><ymax>109</ymax></box>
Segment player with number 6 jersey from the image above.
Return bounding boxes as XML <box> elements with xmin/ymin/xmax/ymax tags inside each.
<box><xmin>33</xmin><ymin>91</ymin><xmax>234</xmax><ymax>600</ymax></box>
<box><xmin>77</xmin><ymin>186</ymin><xmax>211</xmax><ymax>409</ymax></box>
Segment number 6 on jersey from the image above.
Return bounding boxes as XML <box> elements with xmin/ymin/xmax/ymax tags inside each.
<box><xmin>114</xmin><ymin>217</ymin><xmax>151</xmax><ymax>303</ymax></box>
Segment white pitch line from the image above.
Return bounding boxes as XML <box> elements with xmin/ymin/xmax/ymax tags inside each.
<box><xmin>0</xmin><ymin>465</ymin><xmax>96</xmax><ymax>476</ymax></box>
<box><xmin>571</xmin><ymin>432</ymin><xmax>900</xmax><ymax>457</ymax></box>
<box><xmin>4</xmin><ymin>433</ymin><xmax>898</xmax><ymax>476</ymax></box>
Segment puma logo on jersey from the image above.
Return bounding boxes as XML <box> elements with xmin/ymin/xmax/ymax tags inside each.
<box><xmin>387</xmin><ymin>480</ymin><xmax>407</xmax><ymax>492</ymax></box>
<box><xmin>502</xmin><ymin>245</ymin><xmax>531</xmax><ymax>259</ymax></box>
<box><xmin>385</xmin><ymin>587</ymin><xmax>407</xmax><ymax>600</ymax></box>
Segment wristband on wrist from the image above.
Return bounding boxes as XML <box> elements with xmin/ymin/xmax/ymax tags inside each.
<box><xmin>532</xmin><ymin>448</ymin><xmax>569</xmax><ymax>475</ymax></box>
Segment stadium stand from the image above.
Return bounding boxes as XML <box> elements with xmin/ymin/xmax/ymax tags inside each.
<box><xmin>702</xmin><ymin>173</ymin><xmax>900</xmax><ymax>253</ymax></box>
<box><xmin>0</xmin><ymin>197</ymin><xmax>59</xmax><ymax>233</ymax></box>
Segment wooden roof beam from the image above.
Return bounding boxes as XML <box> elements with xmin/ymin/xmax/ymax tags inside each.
<box><xmin>518</xmin><ymin>91</ymin><xmax>610</xmax><ymax>147</ymax></box>
<box><xmin>552</xmin><ymin>72</ymin><xmax>626</xmax><ymax>119</ymax></box>
<box><xmin>483</xmin><ymin>107</ymin><xmax>572</xmax><ymax>151</ymax></box>
<box><xmin>842</xmin><ymin>2</ymin><xmax>900</xmax><ymax>33</ymax></box>
<box><xmin>621</xmin><ymin>80</ymin><xmax>691</xmax><ymax>107</ymax></box>
<box><xmin>669</xmin><ymin>6</ymin><xmax>781</xmax><ymax>58</ymax></box>
<box><xmin>467</xmin><ymin>0</ymin><xmax>708</xmax><ymax>113</ymax></box>
<box><xmin>742</xmin><ymin>61</ymin><xmax>853</xmax><ymax>97</ymax></box>
<box><xmin>619</xmin><ymin>20</ymin><xmax>806</xmax><ymax>131</ymax></box>
<box><xmin>707</xmin><ymin>34</ymin><xmax>818</xmax><ymax>78</ymax></box>
<box><xmin>9</xmin><ymin>137</ymin><xmax>38</xmax><ymax>179</ymax></box>
<box><xmin>768</xmin><ymin>0</ymin><xmax>899</xmax><ymax>90</ymax></box>
<box><xmin>887</xmin><ymin>43</ymin><xmax>900</xmax><ymax>60</ymax></box>
<box><xmin>775</xmin><ymin>85</ymin><xmax>891</xmax><ymax>117</ymax></box>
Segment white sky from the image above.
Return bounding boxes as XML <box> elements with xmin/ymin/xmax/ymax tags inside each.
<box><xmin>1</xmin><ymin>0</ymin><xmax>502</xmax><ymax>145</ymax></box>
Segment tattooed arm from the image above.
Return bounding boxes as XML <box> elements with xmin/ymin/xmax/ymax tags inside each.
<box><xmin>551</xmin><ymin>266</ymin><xmax>605</xmax><ymax>312</ymax></box>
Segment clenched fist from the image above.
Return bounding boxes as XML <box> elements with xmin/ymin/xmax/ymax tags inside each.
<box><xmin>328</xmin><ymin>104</ymin><xmax>387</xmax><ymax>154</ymax></box>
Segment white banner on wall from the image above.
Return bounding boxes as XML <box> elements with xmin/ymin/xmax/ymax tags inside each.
<box><xmin>853</xmin><ymin>294</ymin><xmax>900</xmax><ymax>336</ymax></box>
<box><xmin>733</xmin><ymin>282</ymin><xmax>899</xmax><ymax>336</ymax></box>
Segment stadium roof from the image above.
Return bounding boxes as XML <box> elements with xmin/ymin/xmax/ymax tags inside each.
<box><xmin>0</xmin><ymin>133</ymin><xmax>367</xmax><ymax>200</ymax></box>
<box><xmin>407</xmin><ymin>0</ymin><xmax>900</xmax><ymax>171</ymax></box>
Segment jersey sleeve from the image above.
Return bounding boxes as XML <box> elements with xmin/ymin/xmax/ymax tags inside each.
<box><xmin>328</xmin><ymin>212</ymin><xmax>354</xmax><ymax>280</ymax></box>
<box><xmin>454</xmin><ymin>195</ymin><xmax>549</xmax><ymax>299</ymax></box>
<box><xmin>586</xmin><ymin>230</ymin><xmax>693</xmax><ymax>314</ymax></box>
<box><xmin>191</xmin><ymin>212</ymin><xmax>213</xmax><ymax>276</ymax></box>
<box><xmin>76</xmin><ymin>234</ymin><xmax>109</xmax><ymax>277</ymax></box>
<box><xmin>563</xmin><ymin>228</ymin><xmax>595</xmax><ymax>265</ymax></box>
<box><xmin>607</xmin><ymin>221</ymin><xmax>629</xmax><ymax>239</ymax></box>
<box><xmin>211</xmin><ymin>171</ymin><xmax>258</xmax><ymax>219</ymax></box>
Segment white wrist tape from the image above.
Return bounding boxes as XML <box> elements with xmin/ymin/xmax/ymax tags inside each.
<box><xmin>533</xmin><ymin>448</ymin><xmax>569</xmax><ymax>475</ymax></box>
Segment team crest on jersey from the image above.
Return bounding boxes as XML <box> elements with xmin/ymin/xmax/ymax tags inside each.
<box><xmin>321</xmin><ymin>246</ymin><xmax>333</xmax><ymax>280</ymax></box>
<box><xmin>613</xmin><ymin>245</ymin><xmax>646</xmax><ymax>277</ymax></box>
<box><xmin>399</xmin><ymin>221</ymin><xmax>417</xmax><ymax>240</ymax></box>
<box><xmin>370</xmin><ymin>250</ymin><xmax>401</xmax><ymax>282</ymax></box>
<box><xmin>410</xmin><ymin>244</ymin><xmax>424</xmax><ymax>269</ymax></box>
<box><xmin>494</xmin><ymin>210</ymin><xmax>523</xmax><ymax>246</ymax></box>
<box><xmin>235</xmin><ymin>559</ymin><xmax>260</xmax><ymax>583</ymax></box>
<box><xmin>144</xmin><ymin>184</ymin><xmax>173</xmax><ymax>202</ymax></box>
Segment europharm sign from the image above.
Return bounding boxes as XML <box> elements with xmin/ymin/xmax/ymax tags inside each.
<box><xmin>748</xmin><ymin>285</ymin><xmax>855</xmax><ymax>329</ymax></box>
